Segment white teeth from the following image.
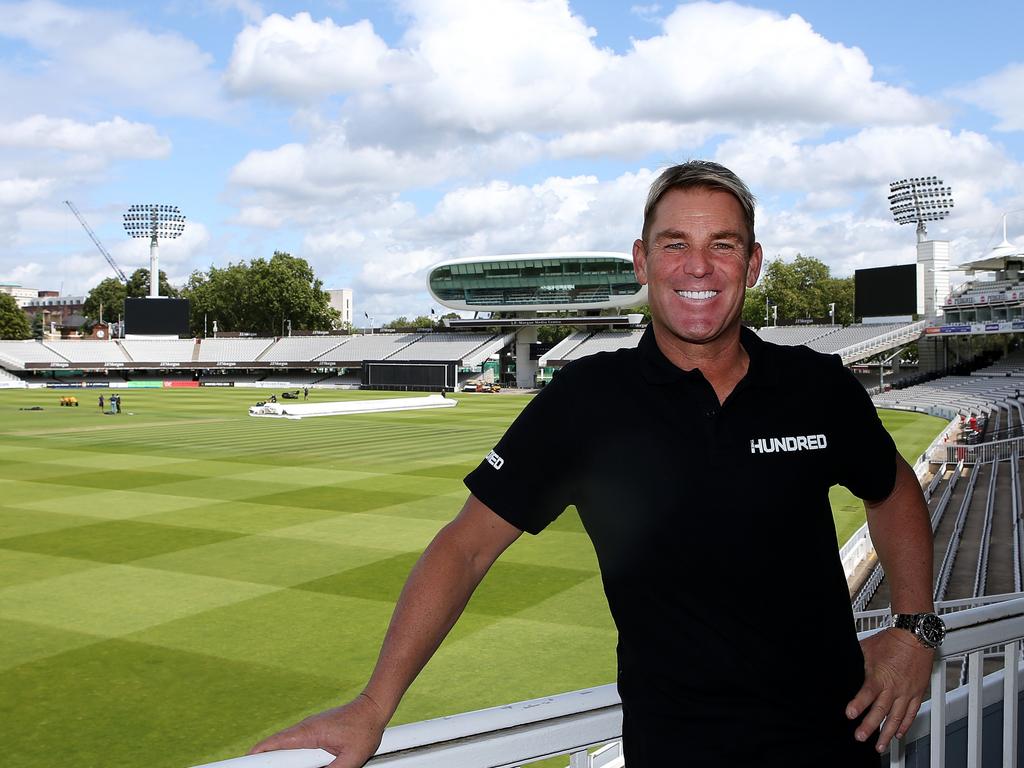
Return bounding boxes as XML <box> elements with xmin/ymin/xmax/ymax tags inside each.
<box><xmin>676</xmin><ymin>290</ymin><xmax>718</xmax><ymax>300</ymax></box>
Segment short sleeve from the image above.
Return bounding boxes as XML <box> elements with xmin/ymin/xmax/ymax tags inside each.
<box><xmin>830</xmin><ymin>355</ymin><xmax>898</xmax><ymax>502</ymax></box>
<box><xmin>464</xmin><ymin>367</ymin><xmax>580</xmax><ymax>534</ymax></box>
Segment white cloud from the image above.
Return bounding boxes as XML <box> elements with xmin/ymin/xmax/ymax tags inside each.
<box><xmin>0</xmin><ymin>115</ymin><xmax>171</xmax><ymax>157</ymax></box>
<box><xmin>225</xmin><ymin>13</ymin><xmax>415</xmax><ymax>101</ymax></box>
<box><xmin>0</xmin><ymin>178</ymin><xmax>54</xmax><ymax>207</ymax></box>
<box><xmin>716</xmin><ymin>126</ymin><xmax>1017</xmax><ymax>193</ymax></box>
<box><xmin>0</xmin><ymin>0</ymin><xmax>223</xmax><ymax>118</ymax></box>
<box><xmin>951</xmin><ymin>63</ymin><xmax>1024</xmax><ymax>132</ymax></box>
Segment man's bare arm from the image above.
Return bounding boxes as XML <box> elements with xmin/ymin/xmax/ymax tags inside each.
<box><xmin>846</xmin><ymin>454</ymin><xmax>935</xmax><ymax>753</ymax></box>
<box><xmin>250</xmin><ymin>494</ymin><xmax>522</xmax><ymax>768</ymax></box>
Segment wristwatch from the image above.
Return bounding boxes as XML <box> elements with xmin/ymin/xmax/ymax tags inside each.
<box><xmin>890</xmin><ymin>612</ymin><xmax>946</xmax><ymax>649</ymax></box>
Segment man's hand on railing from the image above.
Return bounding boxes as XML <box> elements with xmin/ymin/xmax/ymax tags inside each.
<box><xmin>845</xmin><ymin>628</ymin><xmax>934</xmax><ymax>754</ymax></box>
<box><xmin>248</xmin><ymin>693</ymin><xmax>388</xmax><ymax>768</ymax></box>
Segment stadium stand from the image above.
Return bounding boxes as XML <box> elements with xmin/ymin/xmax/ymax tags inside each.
<box><xmin>388</xmin><ymin>333</ymin><xmax>499</xmax><ymax>361</ymax></box>
<box><xmin>0</xmin><ymin>340</ymin><xmax>70</xmax><ymax>367</ymax></box>
<box><xmin>563</xmin><ymin>330</ymin><xmax>644</xmax><ymax>360</ymax></box>
<box><xmin>42</xmin><ymin>339</ymin><xmax>130</xmax><ymax>363</ymax></box>
<box><xmin>538</xmin><ymin>331</ymin><xmax>591</xmax><ymax>366</ymax></box>
<box><xmin>258</xmin><ymin>335</ymin><xmax>348</xmax><ymax>362</ymax></box>
<box><xmin>971</xmin><ymin>348</ymin><xmax>1024</xmax><ymax>377</ymax></box>
<box><xmin>119</xmin><ymin>339</ymin><xmax>197</xmax><ymax>363</ymax></box>
<box><xmin>754</xmin><ymin>325</ymin><xmax>836</xmax><ymax>346</ymax></box>
<box><xmin>0</xmin><ymin>367</ymin><xmax>26</xmax><ymax>387</ymax></box>
<box><xmin>804</xmin><ymin>323</ymin><xmax>907</xmax><ymax>354</ymax></box>
<box><xmin>316</xmin><ymin>334</ymin><xmax>420</xmax><ymax>362</ymax></box>
<box><xmin>196</xmin><ymin>337</ymin><xmax>274</xmax><ymax>362</ymax></box>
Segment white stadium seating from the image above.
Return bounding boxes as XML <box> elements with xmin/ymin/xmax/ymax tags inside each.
<box><xmin>42</xmin><ymin>340</ymin><xmax>130</xmax><ymax>363</ymax></box>
<box><xmin>389</xmin><ymin>333</ymin><xmax>499</xmax><ymax>361</ymax></box>
<box><xmin>196</xmin><ymin>338</ymin><xmax>274</xmax><ymax>362</ymax></box>
<box><xmin>119</xmin><ymin>339</ymin><xmax>197</xmax><ymax>363</ymax></box>
<box><xmin>316</xmin><ymin>334</ymin><xmax>420</xmax><ymax>362</ymax></box>
<box><xmin>0</xmin><ymin>340</ymin><xmax>69</xmax><ymax>367</ymax></box>
<box><xmin>257</xmin><ymin>336</ymin><xmax>348</xmax><ymax>362</ymax></box>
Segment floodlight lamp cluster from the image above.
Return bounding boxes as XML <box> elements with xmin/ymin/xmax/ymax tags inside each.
<box><xmin>123</xmin><ymin>204</ymin><xmax>186</xmax><ymax>240</ymax></box>
<box><xmin>888</xmin><ymin>176</ymin><xmax>955</xmax><ymax>228</ymax></box>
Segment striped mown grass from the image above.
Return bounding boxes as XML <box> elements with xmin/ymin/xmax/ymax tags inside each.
<box><xmin>0</xmin><ymin>387</ymin><xmax>944</xmax><ymax>768</ymax></box>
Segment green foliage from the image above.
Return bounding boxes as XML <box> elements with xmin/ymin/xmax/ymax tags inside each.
<box><xmin>83</xmin><ymin>277</ymin><xmax>128</xmax><ymax>322</ymax></box>
<box><xmin>743</xmin><ymin>254</ymin><xmax>854</xmax><ymax>327</ymax></box>
<box><xmin>126</xmin><ymin>268</ymin><xmax>179</xmax><ymax>300</ymax></box>
<box><xmin>0</xmin><ymin>292</ymin><xmax>32</xmax><ymax>339</ymax></box>
<box><xmin>182</xmin><ymin>251</ymin><xmax>339</xmax><ymax>336</ymax></box>
<box><xmin>384</xmin><ymin>315</ymin><xmax>436</xmax><ymax>329</ymax></box>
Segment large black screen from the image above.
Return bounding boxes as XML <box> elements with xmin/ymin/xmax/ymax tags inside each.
<box><xmin>854</xmin><ymin>265</ymin><xmax>917</xmax><ymax>317</ymax></box>
<box><xmin>124</xmin><ymin>297</ymin><xmax>191</xmax><ymax>336</ymax></box>
<box><xmin>363</xmin><ymin>361</ymin><xmax>454</xmax><ymax>391</ymax></box>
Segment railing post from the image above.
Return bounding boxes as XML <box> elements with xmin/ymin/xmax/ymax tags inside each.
<box><xmin>967</xmin><ymin>650</ymin><xmax>984</xmax><ymax>768</ymax></box>
<box><xmin>568</xmin><ymin>748</ymin><xmax>589</xmax><ymax>767</ymax></box>
<box><xmin>1003</xmin><ymin>641</ymin><xmax>1019</xmax><ymax>768</ymax></box>
<box><xmin>931</xmin><ymin>659</ymin><xmax>947</xmax><ymax>768</ymax></box>
<box><xmin>889</xmin><ymin>734</ymin><xmax>905</xmax><ymax>767</ymax></box>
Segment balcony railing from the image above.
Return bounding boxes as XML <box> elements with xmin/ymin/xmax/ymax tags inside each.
<box><xmin>189</xmin><ymin>596</ymin><xmax>1024</xmax><ymax>768</ymax></box>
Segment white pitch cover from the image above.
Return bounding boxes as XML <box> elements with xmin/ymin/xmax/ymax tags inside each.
<box><xmin>248</xmin><ymin>394</ymin><xmax>457</xmax><ymax>419</ymax></box>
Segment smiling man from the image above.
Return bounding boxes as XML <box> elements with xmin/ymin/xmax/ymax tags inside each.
<box><xmin>252</xmin><ymin>162</ymin><xmax>938</xmax><ymax>767</ymax></box>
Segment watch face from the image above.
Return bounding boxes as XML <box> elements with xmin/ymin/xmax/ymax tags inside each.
<box><xmin>919</xmin><ymin>613</ymin><xmax>946</xmax><ymax>646</ymax></box>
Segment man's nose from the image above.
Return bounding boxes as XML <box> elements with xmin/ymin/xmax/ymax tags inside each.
<box><xmin>684</xmin><ymin>247</ymin><xmax>714</xmax><ymax>278</ymax></box>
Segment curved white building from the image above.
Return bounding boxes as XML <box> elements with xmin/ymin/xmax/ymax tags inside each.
<box><xmin>426</xmin><ymin>252</ymin><xmax>646</xmax><ymax>312</ymax></box>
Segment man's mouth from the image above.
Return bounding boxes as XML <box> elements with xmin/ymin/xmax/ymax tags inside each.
<box><xmin>675</xmin><ymin>290</ymin><xmax>719</xmax><ymax>301</ymax></box>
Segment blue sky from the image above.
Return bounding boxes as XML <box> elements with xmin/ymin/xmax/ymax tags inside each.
<box><xmin>1</xmin><ymin>0</ymin><xmax>1022</xmax><ymax>321</ymax></box>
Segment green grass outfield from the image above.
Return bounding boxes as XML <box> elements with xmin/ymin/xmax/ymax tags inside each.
<box><xmin>0</xmin><ymin>387</ymin><xmax>945</xmax><ymax>768</ymax></box>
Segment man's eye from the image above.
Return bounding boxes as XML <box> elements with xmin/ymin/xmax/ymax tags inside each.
<box><xmin>712</xmin><ymin>242</ymin><xmax>738</xmax><ymax>250</ymax></box>
<box><xmin>664</xmin><ymin>242</ymin><xmax>685</xmax><ymax>250</ymax></box>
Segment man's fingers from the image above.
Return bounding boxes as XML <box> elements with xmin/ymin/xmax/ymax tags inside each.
<box><xmin>876</xmin><ymin>697</ymin><xmax>910</xmax><ymax>752</ymax></box>
<box><xmin>845</xmin><ymin>682</ymin><xmax>878</xmax><ymax>720</ymax></box>
<box><xmin>896</xmin><ymin>697</ymin><xmax>923</xmax><ymax>739</ymax></box>
<box><xmin>854</xmin><ymin>691</ymin><xmax>893</xmax><ymax>742</ymax></box>
<box><xmin>248</xmin><ymin>726</ymin><xmax>309</xmax><ymax>755</ymax></box>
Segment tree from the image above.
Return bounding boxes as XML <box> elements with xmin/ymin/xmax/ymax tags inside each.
<box><xmin>182</xmin><ymin>251</ymin><xmax>339</xmax><ymax>336</ymax></box>
<box><xmin>384</xmin><ymin>315</ymin><xmax>435</xmax><ymax>329</ymax></box>
<box><xmin>0</xmin><ymin>293</ymin><xmax>32</xmax><ymax>339</ymax></box>
<box><xmin>83</xmin><ymin>277</ymin><xmax>128</xmax><ymax>323</ymax></box>
<box><xmin>126</xmin><ymin>268</ymin><xmax>179</xmax><ymax>300</ymax></box>
<box><xmin>741</xmin><ymin>254</ymin><xmax>854</xmax><ymax>328</ymax></box>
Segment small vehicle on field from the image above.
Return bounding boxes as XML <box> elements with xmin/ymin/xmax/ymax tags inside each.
<box><xmin>281</xmin><ymin>390</ymin><xmax>301</xmax><ymax>400</ymax></box>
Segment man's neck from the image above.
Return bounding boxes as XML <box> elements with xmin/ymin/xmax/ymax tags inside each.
<box><xmin>651</xmin><ymin>322</ymin><xmax>750</xmax><ymax>404</ymax></box>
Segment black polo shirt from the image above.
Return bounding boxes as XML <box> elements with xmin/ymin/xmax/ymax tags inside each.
<box><xmin>465</xmin><ymin>326</ymin><xmax>897</xmax><ymax>766</ymax></box>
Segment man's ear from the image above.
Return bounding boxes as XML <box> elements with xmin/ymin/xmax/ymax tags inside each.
<box><xmin>633</xmin><ymin>239</ymin><xmax>649</xmax><ymax>285</ymax></box>
<box><xmin>746</xmin><ymin>242</ymin><xmax>763</xmax><ymax>288</ymax></box>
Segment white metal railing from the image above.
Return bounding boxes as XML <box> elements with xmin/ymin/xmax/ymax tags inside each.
<box><xmin>926</xmin><ymin>461</ymin><xmax>948</xmax><ymax>501</ymax></box>
<box><xmin>946</xmin><ymin>434</ymin><xmax>1024</xmax><ymax>464</ymax></box>
<box><xmin>837</xmin><ymin>319</ymin><xmax>928</xmax><ymax>365</ymax></box>
<box><xmin>935</xmin><ymin>461</ymin><xmax>983</xmax><ymax>602</ymax></box>
<box><xmin>1014</xmin><ymin>449</ymin><xmax>1023</xmax><ymax>594</ymax></box>
<box><xmin>186</xmin><ymin>597</ymin><xmax>1024</xmax><ymax>768</ymax></box>
<box><xmin>854</xmin><ymin>592</ymin><xmax>1024</xmax><ymax>632</ymax></box>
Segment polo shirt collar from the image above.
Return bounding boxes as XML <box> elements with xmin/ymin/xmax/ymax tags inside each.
<box><xmin>637</xmin><ymin>324</ymin><xmax>777</xmax><ymax>388</ymax></box>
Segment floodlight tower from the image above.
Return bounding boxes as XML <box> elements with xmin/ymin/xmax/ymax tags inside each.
<box><xmin>888</xmin><ymin>176</ymin><xmax>954</xmax><ymax>244</ymax></box>
<box><xmin>888</xmin><ymin>176</ymin><xmax>955</xmax><ymax>319</ymax></box>
<box><xmin>122</xmin><ymin>204</ymin><xmax>186</xmax><ymax>298</ymax></box>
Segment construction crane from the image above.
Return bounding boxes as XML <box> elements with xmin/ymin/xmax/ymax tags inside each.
<box><xmin>64</xmin><ymin>200</ymin><xmax>129</xmax><ymax>283</ymax></box>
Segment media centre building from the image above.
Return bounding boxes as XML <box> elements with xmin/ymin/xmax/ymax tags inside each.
<box><xmin>426</xmin><ymin>252</ymin><xmax>647</xmax><ymax>387</ymax></box>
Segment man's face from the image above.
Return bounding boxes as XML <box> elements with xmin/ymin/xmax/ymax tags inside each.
<box><xmin>633</xmin><ymin>186</ymin><xmax>762</xmax><ymax>351</ymax></box>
